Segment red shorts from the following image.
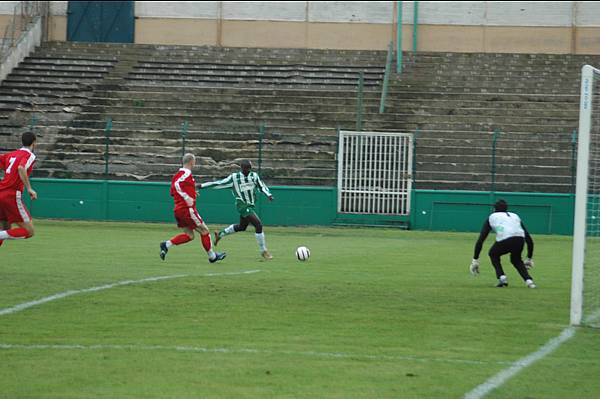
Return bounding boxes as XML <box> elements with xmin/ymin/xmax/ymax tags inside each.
<box><xmin>174</xmin><ymin>207</ymin><xmax>204</xmax><ymax>229</ymax></box>
<box><xmin>0</xmin><ymin>190</ymin><xmax>31</xmax><ymax>224</ymax></box>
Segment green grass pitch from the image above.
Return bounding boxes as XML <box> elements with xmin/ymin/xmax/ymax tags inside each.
<box><xmin>1</xmin><ymin>220</ymin><xmax>599</xmax><ymax>398</ymax></box>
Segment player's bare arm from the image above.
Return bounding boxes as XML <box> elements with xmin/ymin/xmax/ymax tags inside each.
<box><xmin>18</xmin><ymin>165</ymin><xmax>37</xmax><ymax>200</ymax></box>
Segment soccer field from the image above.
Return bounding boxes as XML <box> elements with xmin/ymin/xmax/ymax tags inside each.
<box><xmin>1</xmin><ymin>220</ymin><xmax>599</xmax><ymax>398</ymax></box>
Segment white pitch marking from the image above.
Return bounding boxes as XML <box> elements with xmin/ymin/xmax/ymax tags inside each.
<box><xmin>0</xmin><ymin>342</ymin><xmax>512</xmax><ymax>366</ymax></box>
<box><xmin>463</xmin><ymin>327</ymin><xmax>576</xmax><ymax>399</ymax></box>
<box><xmin>0</xmin><ymin>270</ymin><xmax>261</xmax><ymax>317</ymax></box>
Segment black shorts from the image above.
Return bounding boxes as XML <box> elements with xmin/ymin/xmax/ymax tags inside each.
<box><xmin>489</xmin><ymin>236</ymin><xmax>524</xmax><ymax>259</ymax></box>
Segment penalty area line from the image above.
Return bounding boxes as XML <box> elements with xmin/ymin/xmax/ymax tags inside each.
<box><xmin>463</xmin><ymin>326</ymin><xmax>576</xmax><ymax>399</ymax></box>
<box><xmin>0</xmin><ymin>269</ymin><xmax>261</xmax><ymax>317</ymax></box>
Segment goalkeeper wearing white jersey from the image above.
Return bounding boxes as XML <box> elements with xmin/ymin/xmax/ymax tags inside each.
<box><xmin>470</xmin><ymin>199</ymin><xmax>536</xmax><ymax>288</ymax></box>
<box><xmin>199</xmin><ymin>160</ymin><xmax>274</xmax><ymax>260</ymax></box>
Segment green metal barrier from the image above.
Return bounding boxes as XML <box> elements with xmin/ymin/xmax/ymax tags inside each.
<box><xmin>379</xmin><ymin>41</ymin><xmax>394</xmax><ymax>114</ymax></box>
<box><xmin>411</xmin><ymin>190</ymin><xmax>574</xmax><ymax>235</ymax></box>
<box><xmin>26</xmin><ymin>178</ymin><xmax>575</xmax><ymax>234</ymax></box>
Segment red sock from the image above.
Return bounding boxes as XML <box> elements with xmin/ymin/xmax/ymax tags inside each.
<box><xmin>171</xmin><ymin>233</ymin><xmax>192</xmax><ymax>246</ymax></box>
<box><xmin>8</xmin><ymin>227</ymin><xmax>31</xmax><ymax>239</ymax></box>
<box><xmin>201</xmin><ymin>233</ymin><xmax>212</xmax><ymax>252</ymax></box>
<box><xmin>0</xmin><ymin>240</ymin><xmax>3</xmax><ymax>247</ymax></box>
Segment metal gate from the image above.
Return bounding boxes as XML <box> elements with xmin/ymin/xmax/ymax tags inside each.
<box><xmin>337</xmin><ymin>131</ymin><xmax>413</xmax><ymax>215</ymax></box>
<box><xmin>67</xmin><ymin>1</ymin><xmax>134</xmax><ymax>43</ymax></box>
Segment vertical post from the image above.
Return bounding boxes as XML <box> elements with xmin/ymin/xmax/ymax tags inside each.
<box><xmin>412</xmin><ymin>1</ymin><xmax>419</xmax><ymax>52</ymax></box>
<box><xmin>490</xmin><ymin>129</ymin><xmax>500</xmax><ymax>198</ymax></box>
<box><xmin>356</xmin><ymin>72</ymin><xmax>364</xmax><ymax>131</ymax></box>
<box><xmin>336</xmin><ymin>126</ymin><xmax>343</xmax><ymax>214</ymax></box>
<box><xmin>104</xmin><ymin>117</ymin><xmax>112</xmax><ymax>177</ymax></box>
<box><xmin>571</xmin><ymin>65</ymin><xmax>595</xmax><ymax>326</ymax></box>
<box><xmin>396</xmin><ymin>1</ymin><xmax>403</xmax><ymax>74</ymax></box>
<box><xmin>379</xmin><ymin>41</ymin><xmax>394</xmax><ymax>114</ymax></box>
<box><xmin>409</xmin><ymin>128</ymin><xmax>419</xmax><ymax>229</ymax></box>
<box><xmin>103</xmin><ymin>117</ymin><xmax>112</xmax><ymax>221</ymax></box>
<box><xmin>571</xmin><ymin>128</ymin><xmax>578</xmax><ymax>194</ymax></box>
<box><xmin>258</xmin><ymin>122</ymin><xmax>265</xmax><ymax>175</ymax></box>
<box><xmin>29</xmin><ymin>114</ymin><xmax>37</xmax><ymax>133</ymax></box>
<box><xmin>412</xmin><ymin>128</ymin><xmax>419</xmax><ymax>186</ymax></box>
<box><xmin>180</xmin><ymin>120</ymin><xmax>189</xmax><ymax>157</ymax></box>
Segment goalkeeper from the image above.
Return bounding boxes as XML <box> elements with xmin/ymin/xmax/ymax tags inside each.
<box><xmin>199</xmin><ymin>160</ymin><xmax>274</xmax><ymax>260</ymax></box>
<box><xmin>469</xmin><ymin>199</ymin><xmax>536</xmax><ymax>288</ymax></box>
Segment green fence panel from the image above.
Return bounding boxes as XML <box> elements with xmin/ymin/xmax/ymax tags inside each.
<box><xmin>28</xmin><ymin>179</ymin><xmax>106</xmax><ymax>220</ymax></box>
<box><xmin>26</xmin><ymin>179</ymin><xmax>575</xmax><ymax>234</ymax></box>
<box><xmin>411</xmin><ymin>190</ymin><xmax>575</xmax><ymax>235</ymax></box>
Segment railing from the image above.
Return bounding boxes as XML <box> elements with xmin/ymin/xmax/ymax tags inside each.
<box><xmin>396</xmin><ymin>1</ymin><xmax>403</xmax><ymax>74</ymax></box>
<box><xmin>412</xmin><ymin>1</ymin><xmax>419</xmax><ymax>52</ymax></box>
<box><xmin>0</xmin><ymin>1</ymin><xmax>48</xmax><ymax>62</ymax></box>
<box><xmin>379</xmin><ymin>42</ymin><xmax>394</xmax><ymax>114</ymax></box>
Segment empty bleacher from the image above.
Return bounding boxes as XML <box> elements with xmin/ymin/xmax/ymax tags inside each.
<box><xmin>0</xmin><ymin>42</ymin><xmax>596</xmax><ymax>193</ymax></box>
<box><xmin>0</xmin><ymin>41</ymin><xmax>386</xmax><ymax>185</ymax></box>
<box><xmin>379</xmin><ymin>51</ymin><xmax>595</xmax><ymax>193</ymax></box>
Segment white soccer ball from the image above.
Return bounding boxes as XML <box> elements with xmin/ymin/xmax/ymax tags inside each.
<box><xmin>296</xmin><ymin>246</ymin><xmax>310</xmax><ymax>261</ymax></box>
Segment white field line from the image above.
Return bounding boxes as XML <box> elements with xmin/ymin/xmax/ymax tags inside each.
<box><xmin>0</xmin><ymin>270</ymin><xmax>261</xmax><ymax>317</ymax></box>
<box><xmin>0</xmin><ymin>342</ymin><xmax>513</xmax><ymax>366</ymax></box>
<box><xmin>463</xmin><ymin>327</ymin><xmax>576</xmax><ymax>399</ymax></box>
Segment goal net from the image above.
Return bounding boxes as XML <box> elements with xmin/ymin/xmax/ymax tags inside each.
<box><xmin>571</xmin><ymin>65</ymin><xmax>600</xmax><ymax>327</ymax></box>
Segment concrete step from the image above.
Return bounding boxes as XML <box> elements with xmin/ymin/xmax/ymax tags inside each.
<box><xmin>38</xmin><ymin>144</ymin><xmax>336</xmax><ymax>161</ymax></box>
<box><xmin>415</xmin><ymin>153</ymin><xmax>573</xmax><ymax>167</ymax></box>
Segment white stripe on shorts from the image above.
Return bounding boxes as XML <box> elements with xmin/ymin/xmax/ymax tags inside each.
<box><xmin>15</xmin><ymin>191</ymin><xmax>30</xmax><ymax>223</ymax></box>
<box><xmin>189</xmin><ymin>208</ymin><xmax>202</xmax><ymax>227</ymax></box>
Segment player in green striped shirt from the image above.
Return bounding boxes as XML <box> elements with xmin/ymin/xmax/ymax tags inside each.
<box><xmin>199</xmin><ymin>160</ymin><xmax>274</xmax><ymax>260</ymax></box>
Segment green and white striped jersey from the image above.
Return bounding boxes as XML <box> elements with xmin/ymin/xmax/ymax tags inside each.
<box><xmin>201</xmin><ymin>171</ymin><xmax>271</xmax><ymax>206</ymax></box>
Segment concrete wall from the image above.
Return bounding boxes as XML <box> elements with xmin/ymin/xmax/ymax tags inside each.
<box><xmin>0</xmin><ymin>16</ymin><xmax>42</xmax><ymax>82</ymax></box>
<box><xmin>3</xmin><ymin>1</ymin><xmax>600</xmax><ymax>53</ymax></box>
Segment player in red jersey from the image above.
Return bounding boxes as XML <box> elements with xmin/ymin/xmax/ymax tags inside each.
<box><xmin>159</xmin><ymin>153</ymin><xmax>226</xmax><ymax>263</ymax></box>
<box><xmin>0</xmin><ymin>132</ymin><xmax>38</xmax><ymax>247</ymax></box>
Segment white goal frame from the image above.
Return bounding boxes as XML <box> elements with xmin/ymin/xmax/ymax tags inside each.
<box><xmin>571</xmin><ymin>65</ymin><xmax>600</xmax><ymax>326</ymax></box>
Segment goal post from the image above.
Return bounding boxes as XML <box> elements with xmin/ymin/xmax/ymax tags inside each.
<box><xmin>571</xmin><ymin>65</ymin><xmax>600</xmax><ymax>327</ymax></box>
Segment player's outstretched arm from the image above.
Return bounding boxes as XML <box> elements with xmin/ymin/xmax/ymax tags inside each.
<box><xmin>201</xmin><ymin>174</ymin><xmax>234</xmax><ymax>189</ymax></box>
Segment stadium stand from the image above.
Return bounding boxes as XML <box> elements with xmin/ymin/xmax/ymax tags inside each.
<box><xmin>0</xmin><ymin>41</ymin><xmax>598</xmax><ymax>192</ymax></box>
<box><xmin>0</xmin><ymin>41</ymin><xmax>386</xmax><ymax>185</ymax></box>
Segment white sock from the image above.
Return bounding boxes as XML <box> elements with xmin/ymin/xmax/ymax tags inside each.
<box><xmin>207</xmin><ymin>249</ymin><xmax>216</xmax><ymax>260</ymax></box>
<box><xmin>165</xmin><ymin>240</ymin><xmax>173</xmax><ymax>249</ymax></box>
<box><xmin>224</xmin><ymin>225</ymin><xmax>236</xmax><ymax>235</ymax></box>
<box><xmin>255</xmin><ymin>232</ymin><xmax>266</xmax><ymax>252</ymax></box>
<box><xmin>0</xmin><ymin>231</ymin><xmax>8</xmax><ymax>240</ymax></box>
